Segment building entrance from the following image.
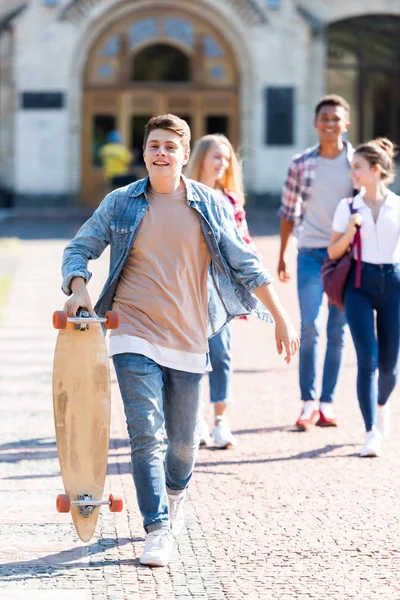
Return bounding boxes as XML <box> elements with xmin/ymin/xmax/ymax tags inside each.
<box><xmin>327</xmin><ymin>15</ymin><xmax>400</xmax><ymax>147</ymax></box>
<box><xmin>82</xmin><ymin>10</ymin><xmax>239</xmax><ymax>206</ymax></box>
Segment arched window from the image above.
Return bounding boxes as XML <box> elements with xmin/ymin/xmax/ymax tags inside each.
<box><xmin>132</xmin><ymin>44</ymin><xmax>191</xmax><ymax>82</ymax></box>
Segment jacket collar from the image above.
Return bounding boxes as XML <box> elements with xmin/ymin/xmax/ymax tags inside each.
<box><xmin>128</xmin><ymin>174</ymin><xmax>195</xmax><ymax>201</ymax></box>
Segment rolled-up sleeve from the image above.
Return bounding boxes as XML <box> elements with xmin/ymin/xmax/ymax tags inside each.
<box><xmin>61</xmin><ymin>194</ymin><xmax>114</xmax><ymax>295</ymax></box>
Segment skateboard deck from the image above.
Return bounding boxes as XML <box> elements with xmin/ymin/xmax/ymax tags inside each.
<box><xmin>52</xmin><ymin>309</ymin><xmax>122</xmax><ymax>542</ymax></box>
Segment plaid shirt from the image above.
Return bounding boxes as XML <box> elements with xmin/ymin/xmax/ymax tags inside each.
<box><xmin>279</xmin><ymin>141</ymin><xmax>354</xmax><ymax>223</ymax></box>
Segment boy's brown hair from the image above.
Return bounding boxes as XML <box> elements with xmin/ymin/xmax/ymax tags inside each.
<box><xmin>314</xmin><ymin>94</ymin><xmax>350</xmax><ymax>118</ymax></box>
<box><xmin>143</xmin><ymin>114</ymin><xmax>191</xmax><ymax>152</ymax></box>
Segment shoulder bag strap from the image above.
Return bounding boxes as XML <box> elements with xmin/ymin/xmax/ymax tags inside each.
<box><xmin>348</xmin><ymin>198</ymin><xmax>362</xmax><ymax>288</ymax></box>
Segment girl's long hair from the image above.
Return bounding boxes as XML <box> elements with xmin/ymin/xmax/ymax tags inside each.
<box><xmin>185</xmin><ymin>134</ymin><xmax>245</xmax><ymax>205</ymax></box>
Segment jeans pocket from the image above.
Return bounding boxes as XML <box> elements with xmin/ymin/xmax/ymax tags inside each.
<box><xmin>112</xmin><ymin>352</ymin><xmax>154</xmax><ymax>375</ymax></box>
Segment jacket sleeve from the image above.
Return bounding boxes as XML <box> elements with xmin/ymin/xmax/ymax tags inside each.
<box><xmin>217</xmin><ymin>201</ymin><xmax>273</xmax><ymax>293</ymax></box>
<box><xmin>61</xmin><ymin>193</ymin><xmax>115</xmax><ymax>296</ymax></box>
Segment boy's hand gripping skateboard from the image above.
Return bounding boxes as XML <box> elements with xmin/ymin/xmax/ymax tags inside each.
<box><xmin>52</xmin><ymin>308</ymin><xmax>123</xmax><ymax>542</ymax></box>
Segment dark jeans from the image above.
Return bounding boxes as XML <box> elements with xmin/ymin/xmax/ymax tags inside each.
<box><xmin>344</xmin><ymin>262</ymin><xmax>400</xmax><ymax>431</ymax></box>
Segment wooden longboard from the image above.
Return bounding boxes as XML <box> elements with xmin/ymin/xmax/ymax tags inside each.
<box><xmin>52</xmin><ymin>311</ymin><xmax>117</xmax><ymax>542</ymax></box>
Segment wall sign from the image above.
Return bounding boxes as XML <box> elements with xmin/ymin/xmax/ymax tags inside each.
<box><xmin>265</xmin><ymin>87</ymin><xmax>294</xmax><ymax>146</ymax></box>
<box><xmin>21</xmin><ymin>92</ymin><xmax>65</xmax><ymax>110</ymax></box>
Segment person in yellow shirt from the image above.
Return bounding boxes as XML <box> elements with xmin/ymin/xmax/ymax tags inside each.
<box><xmin>100</xmin><ymin>131</ymin><xmax>133</xmax><ymax>189</ymax></box>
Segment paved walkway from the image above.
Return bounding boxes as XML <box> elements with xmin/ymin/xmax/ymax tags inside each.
<box><xmin>0</xmin><ymin>217</ymin><xmax>399</xmax><ymax>600</ymax></box>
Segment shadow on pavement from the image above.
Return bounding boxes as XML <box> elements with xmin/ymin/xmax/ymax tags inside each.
<box><xmin>0</xmin><ymin>437</ymin><xmax>129</xmax><ymax>453</ymax></box>
<box><xmin>0</xmin><ymin>438</ymin><xmax>130</xmax><ymax>473</ymax></box>
<box><xmin>232</xmin><ymin>426</ymin><xmax>286</xmax><ymax>435</ymax></box>
<box><xmin>195</xmin><ymin>444</ymin><xmax>359</xmax><ymax>467</ymax></box>
<box><xmin>0</xmin><ymin>450</ymin><xmax>59</xmax><ymax>463</ymax></box>
<box><xmin>0</xmin><ymin>437</ymin><xmax>58</xmax><ymax>464</ymax></box>
<box><xmin>0</xmin><ymin>537</ymin><xmax>142</xmax><ymax>581</ymax></box>
<box><xmin>0</xmin><ymin>438</ymin><xmax>56</xmax><ymax>451</ymax></box>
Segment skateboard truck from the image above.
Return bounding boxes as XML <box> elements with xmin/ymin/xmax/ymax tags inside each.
<box><xmin>56</xmin><ymin>493</ymin><xmax>123</xmax><ymax>515</ymax></box>
<box><xmin>77</xmin><ymin>494</ymin><xmax>96</xmax><ymax>518</ymax></box>
<box><xmin>75</xmin><ymin>308</ymin><xmax>92</xmax><ymax>331</ymax></box>
<box><xmin>52</xmin><ymin>309</ymin><xmax>120</xmax><ymax>330</ymax></box>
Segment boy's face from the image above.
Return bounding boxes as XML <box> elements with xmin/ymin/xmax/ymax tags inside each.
<box><xmin>143</xmin><ymin>129</ymin><xmax>189</xmax><ymax>181</ymax></box>
<box><xmin>314</xmin><ymin>105</ymin><xmax>349</xmax><ymax>143</ymax></box>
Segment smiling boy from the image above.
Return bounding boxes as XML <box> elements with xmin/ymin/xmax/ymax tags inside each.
<box><xmin>62</xmin><ymin>114</ymin><xmax>299</xmax><ymax>567</ymax></box>
<box><xmin>278</xmin><ymin>95</ymin><xmax>353</xmax><ymax>432</ymax></box>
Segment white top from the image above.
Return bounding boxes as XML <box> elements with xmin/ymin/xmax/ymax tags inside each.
<box><xmin>109</xmin><ymin>335</ymin><xmax>210</xmax><ymax>374</ymax></box>
<box><xmin>332</xmin><ymin>190</ymin><xmax>400</xmax><ymax>264</ymax></box>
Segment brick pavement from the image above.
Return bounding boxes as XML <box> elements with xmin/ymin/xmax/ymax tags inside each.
<box><xmin>0</xmin><ymin>216</ymin><xmax>399</xmax><ymax>600</ymax></box>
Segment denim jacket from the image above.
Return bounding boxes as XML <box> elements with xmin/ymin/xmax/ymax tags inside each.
<box><xmin>62</xmin><ymin>176</ymin><xmax>273</xmax><ymax>337</ymax></box>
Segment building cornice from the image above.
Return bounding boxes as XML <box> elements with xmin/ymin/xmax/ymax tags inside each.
<box><xmin>296</xmin><ymin>5</ymin><xmax>325</xmax><ymax>37</ymax></box>
<box><xmin>0</xmin><ymin>3</ymin><xmax>28</xmax><ymax>35</ymax></box>
<box><xmin>59</xmin><ymin>0</ymin><xmax>268</xmax><ymax>26</ymax></box>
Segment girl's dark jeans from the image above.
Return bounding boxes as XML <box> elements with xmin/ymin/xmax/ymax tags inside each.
<box><xmin>344</xmin><ymin>261</ymin><xmax>400</xmax><ymax>431</ymax></box>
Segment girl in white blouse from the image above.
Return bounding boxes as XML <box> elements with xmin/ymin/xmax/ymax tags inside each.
<box><xmin>328</xmin><ymin>138</ymin><xmax>400</xmax><ymax>457</ymax></box>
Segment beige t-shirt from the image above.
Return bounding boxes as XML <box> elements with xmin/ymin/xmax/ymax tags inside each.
<box><xmin>109</xmin><ymin>185</ymin><xmax>211</xmax><ymax>372</ymax></box>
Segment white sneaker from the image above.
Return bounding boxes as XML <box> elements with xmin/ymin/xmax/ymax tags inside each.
<box><xmin>140</xmin><ymin>529</ymin><xmax>175</xmax><ymax>567</ymax></box>
<box><xmin>198</xmin><ymin>416</ymin><xmax>212</xmax><ymax>447</ymax></box>
<box><xmin>213</xmin><ymin>418</ymin><xmax>237</xmax><ymax>449</ymax></box>
<box><xmin>377</xmin><ymin>403</ymin><xmax>391</xmax><ymax>438</ymax></box>
<box><xmin>168</xmin><ymin>490</ymin><xmax>186</xmax><ymax>536</ymax></box>
<box><xmin>360</xmin><ymin>426</ymin><xmax>382</xmax><ymax>457</ymax></box>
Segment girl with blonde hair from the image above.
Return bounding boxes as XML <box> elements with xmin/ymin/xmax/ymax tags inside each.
<box><xmin>186</xmin><ymin>134</ymin><xmax>258</xmax><ymax>448</ymax></box>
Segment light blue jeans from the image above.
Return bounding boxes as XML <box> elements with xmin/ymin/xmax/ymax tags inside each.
<box><xmin>297</xmin><ymin>248</ymin><xmax>347</xmax><ymax>403</ymax></box>
<box><xmin>112</xmin><ymin>353</ymin><xmax>203</xmax><ymax>532</ymax></box>
<box><xmin>208</xmin><ymin>323</ymin><xmax>232</xmax><ymax>404</ymax></box>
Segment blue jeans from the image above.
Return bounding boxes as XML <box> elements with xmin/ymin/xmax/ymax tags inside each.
<box><xmin>112</xmin><ymin>353</ymin><xmax>203</xmax><ymax>532</ymax></box>
<box><xmin>344</xmin><ymin>262</ymin><xmax>400</xmax><ymax>431</ymax></box>
<box><xmin>297</xmin><ymin>248</ymin><xmax>347</xmax><ymax>402</ymax></box>
<box><xmin>208</xmin><ymin>323</ymin><xmax>232</xmax><ymax>404</ymax></box>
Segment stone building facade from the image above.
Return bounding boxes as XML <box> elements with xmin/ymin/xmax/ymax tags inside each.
<box><xmin>1</xmin><ymin>0</ymin><xmax>400</xmax><ymax>208</ymax></box>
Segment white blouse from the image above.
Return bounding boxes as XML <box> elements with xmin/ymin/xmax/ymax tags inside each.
<box><xmin>332</xmin><ymin>190</ymin><xmax>400</xmax><ymax>264</ymax></box>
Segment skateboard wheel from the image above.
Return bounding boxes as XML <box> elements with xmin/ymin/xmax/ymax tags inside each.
<box><xmin>56</xmin><ymin>494</ymin><xmax>71</xmax><ymax>513</ymax></box>
<box><xmin>108</xmin><ymin>494</ymin><xmax>123</xmax><ymax>512</ymax></box>
<box><xmin>105</xmin><ymin>310</ymin><xmax>120</xmax><ymax>330</ymax></box>
<box><xmin>53</xmin><ymin>311</ymin><xmax>68</xmax><ymax>329</ymax></box>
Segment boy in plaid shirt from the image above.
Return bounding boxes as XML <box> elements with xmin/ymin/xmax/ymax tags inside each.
<box><xmin>278</xmin><ymin>95</ymin><xmax>353</xmax><ymax>431</ymax></box>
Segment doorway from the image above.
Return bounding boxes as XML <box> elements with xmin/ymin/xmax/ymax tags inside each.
<box><xmin>81</xmin><ymin>10</ymin><xmax>239</xmax><ymax>206</ymax></box>
<box><xmin>327</xmin><ymin>15</ymin><xmax>400</xmax><ymax>146</ymax></box>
